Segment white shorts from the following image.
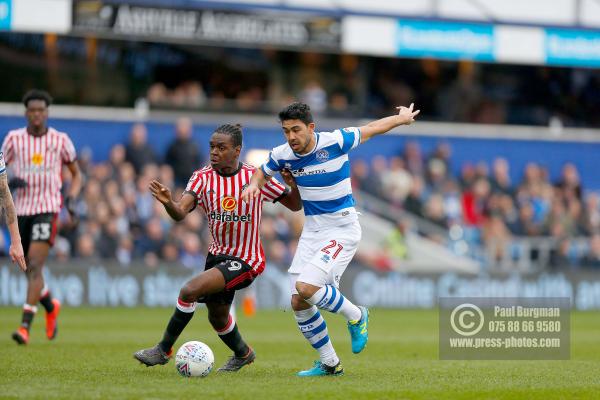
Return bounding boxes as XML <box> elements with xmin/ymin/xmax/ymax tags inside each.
<box><xmin>288</xmin><ymin>221</ymin><xmax>361</xmax><ymax>295</ymax></box>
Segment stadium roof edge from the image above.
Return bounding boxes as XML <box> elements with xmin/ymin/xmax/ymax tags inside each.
<box><xmin>0</xmin><ymin>102</ymin><xmax>597</xmax><ymax>143</ymax></box>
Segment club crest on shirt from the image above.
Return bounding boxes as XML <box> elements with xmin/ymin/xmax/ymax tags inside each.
<box><xmin>316</xmin><ymin>149</ymin><xmax>329</xmax><ymax>163</ymax></box>
<box><xmin>31</xmin><ymin>153</ymin><xmax>44</xmax><ymax>165</ymax></box>
<box><xmin>221</xmin><ymin>196</ymin><xmax>237</xmax><ymax>211</ymax></box>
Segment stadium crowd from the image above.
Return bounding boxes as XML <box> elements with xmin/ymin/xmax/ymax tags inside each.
<box><xmin>351</xmin><ymin>141</ymin><xmax>600</xmax><ymax>269</ymax></box>
<box><xmin>0</xmin><ymin>118</ymin><xmax>596</xmax><ymax>271</ymax></box>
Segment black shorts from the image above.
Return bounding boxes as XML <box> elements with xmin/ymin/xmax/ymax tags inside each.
<box><xmin>18</xmin><ymin>213</ymin><xmax>58</xmax><ymax>255</ymax></box>
<box><xmin>197</xmin><ymin>253</ymin><xmax>256</xmax><ymax>305</ymax></box>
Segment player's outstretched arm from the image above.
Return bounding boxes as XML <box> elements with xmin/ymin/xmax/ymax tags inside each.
<box><xmin>278</xmin><ymin>169</ymin><xmax>303</xmax><ymax>211</ymax></box>
<box><xmin>149</xmin><ymin>179</ymin><xmax>195</xmax><ymax>221</ymax></box>
<box><xmin>359</xmin><ymin>103</ymin><xmax>420</xmax><ymax>144</ymax></box>
<box><xmin>0</xmin><ymin>174</ymin><xmax>26</xmax><ymax>271</ymax></box>
<box><xmin>241</xmin><ymin>168</ymin><xmax>269</xmax><ymax>203</ymax></box>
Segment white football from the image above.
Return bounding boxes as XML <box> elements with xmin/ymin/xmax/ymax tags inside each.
<box><xmin>175</xmin><ymin>341</ymin><xmax>214</xmax><ymax>378</ymax></box>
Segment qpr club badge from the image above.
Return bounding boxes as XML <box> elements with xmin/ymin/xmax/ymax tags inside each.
<box><xmin>316</xmin><ymin>149</ymin><xmax>329</xmax><ymax>163</ymax></box>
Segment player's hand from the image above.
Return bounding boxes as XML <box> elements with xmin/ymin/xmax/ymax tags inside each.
<box><xmin>280</xmin><ymin>169</ymin><xmax>297</xmax><ymax>188</ymax></box>
<box><xmin>9</xmin><ymin>241</ymin><xmax>26</xmax><ymax>272</ymax></box>
<box><xmin>8</xmin><ymin>177</ymin><xmax>27</xmax><ymax>190</ymax></box>
<box><xmin>241</xmin><ymin>183</ymin><xmax>261</xmax><ymax>203</ymax></box>
<box><xmin>64</xmin><ymin>195</ymin><xmax>80</xmax><ymax>227</ymax></box>
<box><xmin>397</xmin><ymin>103</ymin><xmax>420</xmax><ymax>125</ymax></box>
<box><xmin>149</xmin><ymin>180</ymin><xmax>172</xmax><ymax>205</ymax></box>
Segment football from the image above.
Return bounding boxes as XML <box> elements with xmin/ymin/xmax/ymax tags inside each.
<box><xmin>175</xmin><ymin>341</ymin><xmax>214</xmax><ymax>378</ymax></box>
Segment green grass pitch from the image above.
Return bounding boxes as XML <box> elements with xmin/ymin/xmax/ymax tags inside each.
<box><xmin>0</xmin><ymin>307</ymin><xmax>599</xmax><ymax>399</ymax></box>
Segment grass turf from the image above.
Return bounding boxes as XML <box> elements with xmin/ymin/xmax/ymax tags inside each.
<box><xmin>0</xmin><ymin>307</ymin><xmax>599</xmax><ymax>399</ymax></box>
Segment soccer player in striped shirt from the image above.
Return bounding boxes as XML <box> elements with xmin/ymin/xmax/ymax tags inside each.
<box><xmin>2</xmin><ymin>90</ymin><xmax>82</xmax><ymax>345</ymax></box>
<box><xmin>242</xmin><ymin>102</ymin><xmax>419</xmax><ymax>376</ymax></box>
<box><xmin>134</xmin><ymin>124</ymin><xmax>302</xmax><ymax>372</ymax></box>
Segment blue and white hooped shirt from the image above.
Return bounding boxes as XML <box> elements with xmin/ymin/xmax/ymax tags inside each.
<box><xmin>261</xmin><ymin>127</ymin><xmax>361</xmax><ymax>231</ymax></box>
<box><xmin>0</xmin><ymin>151</ymin><xmax>5</xmax><ymax>175</ymax></box>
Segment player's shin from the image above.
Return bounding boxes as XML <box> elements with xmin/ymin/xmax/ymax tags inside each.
<box><xmin>214</xmin><ymin>314</ymin><xmax>249</xmax><ymax>357</ymax></box>
<box><xmin>294</xmin><ymin>306</ymin><xmax>339</xmax><ymax>367</ymax></box>
<box><xmin>307</xmin><ymin>285</ymin><xmax>362</xmax><ymax>322</ymax></box>
<box><xmin>21</xmin><ymin>303</ymin><xmax>37</xmax><ymax>330</ymax></box>
<box><xmin>39</xmin><ymin>284</ymin><xmax>55</xmax><ymax>313</ymax></box>
<box><xmin>158</xmin><ymin>298</ymin><xmax>196</xmax><ymax>353</ymax></box>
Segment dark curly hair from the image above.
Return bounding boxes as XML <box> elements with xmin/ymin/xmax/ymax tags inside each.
<box><xmin>23</xmin><ymin>89</ymin><xmax>53</xmax><ymax>108</ymax></box>
<box><xmin>214</xmin><ymin>123</ymin><xmax>243</xmax><ymax>147</ymax></box>
<box><xmin>278</xmin><ymin>102</ymin><xmax>313</xmax><ymax>125</ymax></box>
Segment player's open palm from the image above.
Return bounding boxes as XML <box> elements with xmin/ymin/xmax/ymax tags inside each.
<box><xmin>397</xmin><ymin>103</ymin><xmax>420</xmax><ymax>125</ymax></box>
<box><xmin>149</xmin><ymin>180</ymin><xmax>172</xmax><ymax>205</ymax></box>
<box><xmin>9</xmin><ymin>241</ymin><xmax>26</xmax><ymax>272</ymax></box>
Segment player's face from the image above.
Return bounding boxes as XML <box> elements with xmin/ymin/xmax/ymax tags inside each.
<box><xmin>281</xmin><ymin>119</ymin><xmax>315</xmax><ymax>155</ymax></box>
<box><xmin>25</xmin><ymin>100</ymin><xmax>48</xmax><ymax>130</ymax></box>
<box><xmin>209</xmin><ymin>133</ymin><xmax>240</xmax><ymax>170</ymax></box>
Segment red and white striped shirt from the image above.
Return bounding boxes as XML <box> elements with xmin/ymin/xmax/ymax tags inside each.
<box><xmin>1</xmin><ymin>127</ymin><xmax>77</xmax><ymax>216</ymax></box>
<box><xmin>185</xmin><ymin>162</ymin><xmax>287</xmax><ymax>274</ymax></box>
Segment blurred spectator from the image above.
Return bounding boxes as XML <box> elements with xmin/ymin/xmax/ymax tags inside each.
<box><xmin>549</xmin><ymin>238</ymin><xmax>572</xmax><ymax>269</ymax></box>
<box><xmin>581</xmin><ymin>235</ymin><xmax>600</xmax><ymax>268</ymax></box>
<box><xmin>380</xmin><ymin>156</ymin><xmax>412</xmax><ymax>205</ymax></box>
<box><xmin>404</xmin><ymin>177</ymin><xmax>425</xmax><ymax>217</ymax></box>
<box><xmin>490</xmin><ymin>158</ymin><xmax>512</xmax><ymax>195</ymax></box>
<box><xmin>180</xmin><ymin>232</ymin><xmax>205</xmax><ymax>270</ymax></box>
<box><xmin>165</xmin><ymin>117</ymin><xmax>203</xmax><ymax>186</ymax></box>
<box><xmin>299</xmin><ymin>81</ymin><xmax>327</xmax><ymax>113</ymax></box>
<box><xmin>125</xmin><ymin>123</ymin><xmax>159</xmax><ymax>173</ymax></box>
<box><xmin>134</xmin><ymin>218</ymin><xmax>164</xmax><ymax>262</ymax></box>
<box><xmin>77</xmin><ymin>233</ymin><xmax>97</xmax><ymax>259</ymax></box>
<box><xmin>384</xmin><ymin>220</ymin><xmax>410</xmax><ymax>260</ymax></box>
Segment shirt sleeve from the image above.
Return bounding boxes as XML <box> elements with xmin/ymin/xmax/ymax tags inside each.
<box><xmin>261</xmin><ymin>176</ymin><xmax>288</xmax><ymax>203</ymax></box>
<box><xmin>337</xmin><ymin>127</ymin><xmax>361</xmax><ymax>154</ymax></box>
<box><xmin>184</xmin><ymin>170</ymin><xmax>205</xmax><ymax>199</ymax></box>
<box><xmin>261</xmin><ymin>150</ymin><xmax>283</xmax><ymax>177</ymax></box>
<box><xmin>1</xmin><ymin>134</ymin><xmax>13</xmax><ymax>165</ymax></box>
<box><xmin>60</xmin><ymin>135</ymin><xmax>77</xmax><ymax>163</ymax></box>
<box><xmin>0</xmin><ymin>152</ymin><xmax>6</xmax><ymax>176</ymax></box>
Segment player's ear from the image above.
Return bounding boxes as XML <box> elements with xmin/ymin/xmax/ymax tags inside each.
<box><xmin>308</xmin><ymin>122</ymin><xmax>315</xmax><ymax>132</ymax></box>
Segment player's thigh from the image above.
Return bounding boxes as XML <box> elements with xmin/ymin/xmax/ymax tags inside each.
<box><xmin>305</xmin><ymin>221</ymin><xmax>362</xmax><ymax>286</ymax></box>
<box><xmin>296</xmin><ymin>266</ymin><xmax>329</xmax><ymax>290</ymax></box>
<box><xmin>198</xmin><ymin>256</ymin><xmax>256</xmax><ymax>305</ymax></box>
<box><xmin>182</xmin><ymin>267</ymin><xmax>226</xmax><ymax>299</ymax></box>
<box><xmin>17</xmin><ymin>215</ymin><xmax>32</xmax><ymax>257</ymax></box>
<box><xmin>27</xmin><ymin>213</ymin><xmax>58</xmax><ymax>258</ymax></box>
<box><xmin>288</xmin><ymin>230</ymin><xmax>319</xmax><ymax>275</ymax></box>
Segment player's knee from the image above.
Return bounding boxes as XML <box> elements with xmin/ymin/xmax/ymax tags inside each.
<box><xmin>295</xmin><ymin>281</ymin><xmax>317</xmax><ymax>300</ymax></box>
<box><xmin>179</xmin><ymin>283</ymin><xmax>198</xmax><ymax>303</ymax></box>
<box><xmin>290</xmin><ymin>294</ymin><xmax>307</xmax><ymax>311</ymax></box>
<box><xmin>25</xmin><ymin>263</ymin><xmax>42</xmax><ymax>280</ymax></box>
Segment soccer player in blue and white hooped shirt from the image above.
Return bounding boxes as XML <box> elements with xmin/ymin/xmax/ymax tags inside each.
<box><xmin>242</xmin><ymin>102</ymin><xmax>420</xmax><ymax>376</ymax></box>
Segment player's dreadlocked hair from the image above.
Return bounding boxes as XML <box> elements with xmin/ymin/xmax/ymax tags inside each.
<box><xmin>22</xmin><ymin>89</ymin><xmax>53</xmax><ymax>107</ymax></box>
<box><xmin>214</xmin><ymin>123</ymin><xmax>243</xmax><ymax>147</ymax></box>
<box><xmin>278</xmin><ymin>102</ymin><xmax>313</xmax><ymax>125</ymax></box>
